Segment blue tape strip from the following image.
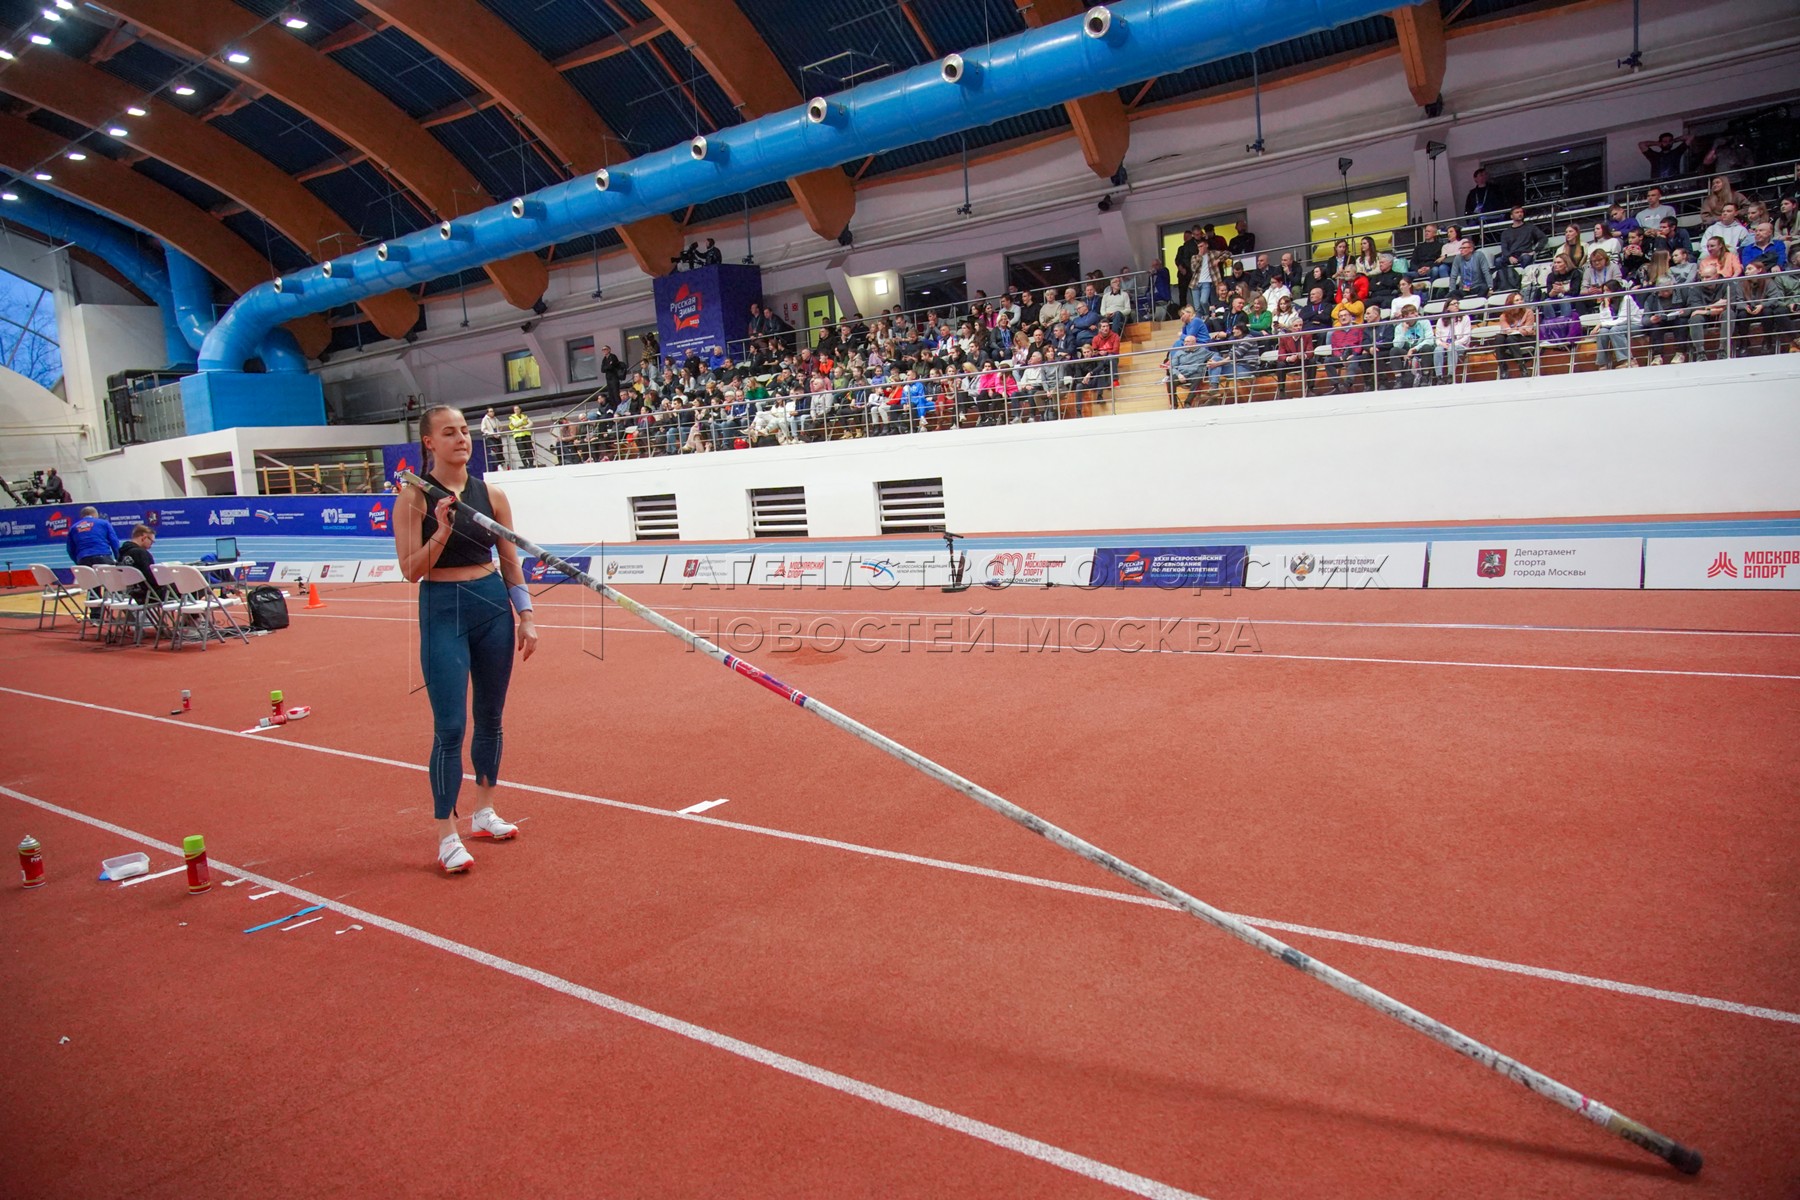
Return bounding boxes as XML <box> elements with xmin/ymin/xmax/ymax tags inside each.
<box><xmin>243</xmin><ymin>904</ymin><xmax>323</xmax><ymax>934</ymax></box>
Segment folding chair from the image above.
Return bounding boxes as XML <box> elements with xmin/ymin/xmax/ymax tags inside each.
<box><xmin>95</xmin><ymin>565</ymin><xmax>162</xmax><ymax>648</ymax></box>
<box><xmin>29</xmin><ymin>563</ymin><xmax>83</xmax><ymax>631</ymax></box>
<box><xmin>165</xmin><ymin>564</ymin><xmax>250</xmax><ymax>649</ymax></box>
<box><xmin>65</xmin><ymin>565</ymin><xmax>106</xmax><ymax>641</ymax></box>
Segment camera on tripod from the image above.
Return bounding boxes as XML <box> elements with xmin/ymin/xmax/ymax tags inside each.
<box><xmin>671</xmin><ymin>242</ymin><xmax>704</xmax><ymax>270</ymax></box>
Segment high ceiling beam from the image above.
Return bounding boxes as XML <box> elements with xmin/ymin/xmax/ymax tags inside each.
<box><xmin>357</xmin><ymin>0</ymin><xmax>681</xmax><ymax>275</ymax></box>
<box><xmin>1013</xmin><ymin>0</ymin><xmax>1129</xmax><ymax>179</ymax></box>
<box><xmin>0</xmin><ymin>115</ymin><xmax>330</xmax><ymax>355</ymax></box>
<box><xmin>1392</xmin><ymin>2</ymin><xmax>1447</xmax><ymax>109</ymax></box>
<box><xmin>638</xmin><ymin>0</ymin><xmax>855</xmax><ymax>241</ymax></box>
<box><xmin>0</xmin><ymin>47</ymin><xmax>420</xmax><ymax>339</ymax></box>
<box><xmin>94</xmin><ymin>0</ymin><xmax>547</xmax><ymax>311</ymax></box>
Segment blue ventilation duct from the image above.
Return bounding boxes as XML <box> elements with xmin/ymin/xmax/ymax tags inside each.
<box><xmin>163</xmin><ymin>246</ymin><xmax>307</xmax><ymax>373</ymax></box>
<box><xmin>1</xmin><ymin>186</ymin><xmax>190</xmax><ymax>366</ymax></box>
<box><xmin>201</xmin><ymin>0</ymin><xmax>1418</xmax><ymax>372</ymax></box>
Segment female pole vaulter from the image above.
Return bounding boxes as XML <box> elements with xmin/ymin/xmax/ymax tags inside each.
<box><xmin>395</xmin><ymin>405</ymin><xmax>538</xmax><ymax>873</ymax></box>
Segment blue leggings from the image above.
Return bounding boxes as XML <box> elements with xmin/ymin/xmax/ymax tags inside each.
<box><xmin>419</xmin><ymin>573</ymin><xmax>514</xmax><ymax>819</ymax></box>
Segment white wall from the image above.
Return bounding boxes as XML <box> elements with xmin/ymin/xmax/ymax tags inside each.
<box><xmin>83</xmin><ymin>422</ymin><xmax>410</xmax><ymax>500</ymax></box>
<box><xmin>492</xmin><ymin>357</ymin><xmax>1800</xmax><ymax>546</ymax></box>
<box><xmin>0</xmin><ymin>365</ymin><xmax>89</xmax><ymax>496</ymax></box>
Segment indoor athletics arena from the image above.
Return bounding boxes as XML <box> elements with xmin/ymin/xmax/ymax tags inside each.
<box><xmin>2</xmin><ymin>0</ymin><xmax>1797</xmax><ymax>1195</ymax></box>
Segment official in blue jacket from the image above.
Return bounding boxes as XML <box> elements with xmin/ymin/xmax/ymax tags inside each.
<box><xmin>66</xmin><ymin>507</ymin><xmax>121</xmax><ymax>566</ymax></box>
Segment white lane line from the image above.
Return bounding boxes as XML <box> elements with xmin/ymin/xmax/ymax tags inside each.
<box><xmin>116</xmin><ymin>864</ymin><xmax>185</xmax><ymax>889</ymax></box>
<box><xmin>0</xmin><ymin>782</ymin><xmax>1207</xmax><ymax>1200</ymax></box>
<box><xmin>678</xmin><ymin>799</ymin><xmax>732</xmax><ymax>815</ymax></box>
<box><xmin>247</xmin><ymin>889</ymin><xmax>280</xmax><ymax>900</ymax></box>
<box><xmin>318</xmin><ymin>594</ymin><xmax>1800</xmax><ymax>640</ymax></box>
<box><xmin>2</xmin><ymin>683</ymin><xmax>1793</xmax><ymax>1025</ymax></box>
<box><xmin>295</xmin><ymin>610</ymin><xmax>1800</xmax><ymax>681</ymax></box>
<box><xmin>282</xmin><ymin>916</ymin><xmax>324</xmax><ymax>932</ymax></box>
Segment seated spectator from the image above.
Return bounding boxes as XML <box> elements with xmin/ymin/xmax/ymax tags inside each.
<box><xmin>1365</xmin><ymin>252</ymin><xmax>1402</xmax><ymax>308</ymax></box>
<box><xmin>1703</xmin><ymin>203</ymin><xmax>1750</xmax><ymax>253</ymax></box>
<box><xmin>1240</xmin><ymin>252</ymin><xmax>1274</xmax><ymax>293</ymax></box>
<box><xmin>1391</xmin><ymin>276</ymin><xmax>1423</xmax><ymax>317</ymax></box>
<box><xmin>1168</xmin><ymin>335</ymin><xmax>1208</xmax><ymax>407</ymax></box>
<box><xmin>1638</xmin><ymin>132</ymin><xmax>1687</xmax><ymax>181</ymax></box>
<box><xmin>1738</xmin><ymin>221</ymin><xmax>1787</xmax><ymax>271</ymax></box>
<box><xmin>1246</xmin><ymin>293</ymin><xmax>1272</xmax><ymax>337</ymax></box>
<box><xmin>65</xmin><ymin>506</ymin><xmax>120</xmax><ymax>567</ymax></box>
<box><xmin>1588</xmin><ymin>221</ymin><xmax>1621</xmax><ymax>261</ymax></box>
<box><xmin>1699</xmin><ymin>235</ymin><xmax>1741</xmax><ymax>280</ymax></box>
<box><xmin>1733</xmin><ymin>260</ymin><xmax>1775</xmax><ymax>357</ymax></box>
<box><xmin>1639</xmin><ymin>263</ymin><xmax>1686</xmax><ymax>365</ymax></box>
<box><xmin>1324</xmin><ymin>239</ymin><xmax>1353</xmax><ymax>282</ymax></box>
<box><xmin>1686</xmin><ymin>259</ymin><xmax>1729</xmax><ymax>361</ymax></box>
<box><xmin>1619</xmin><ymin>229</ymin><xmax>1650</xmax><ymax>283</ymax></box>
<box><xmin>1446</xmin><ymin>237</ymin><xmax>1493</xmax><ymax>299</ymax></box>
<box><xmin>1775</xmin><ymin>196</ymin><xmax>1799</xmax><ymax>244</ymax></box>
<box><xmin>1332</xmin><ymin>275</ymin><xmax>1366</xmax><ymax>325</ymax></box>
<box><xmin>1390</xmin><ymin>308</ymin><xmax>1435</xmax><ymax>387</ymax></box>
<box><xmin>1407</xmin><ymin>223</ymin><xmax>1446</xmax><ymax>283</ymax></box>
<box><xmin>1495</xmin><ymin>207</ymin><xmax>1544</xmax><ymax>291</ymax></box>
<box><xmin>1323</xmin><ymin>307</ymin><xmax>1368</xmax><ymax>393</ymax></box>
<box><xmin>1353</xmin><ymin>236</ymin><xmax>1381</xmax><ymax>277</ymax></box>
<box><xmin>1593</xmin><ymin>280</ymin><xmax>1643</xmax><ymax>368</ymax></box>
<box><xmin>1492</xmin><ymin>293</ymin><xmax>1537</xmax><ymax>379</ymax></box>
<box><xmin>1432</xmin><ymin>297</ymin><xmax>1472</xmax><ymax>383</ymax></box>
<box><xmin>116</xmin><ymin>524</ymin><xmax>167</xmax><ymax>604</ymax></box>
<box><xmin>1767</xmin><ymin>256</ymin><xmax>1800</xmax><ymax>352</ymax></box>
<box><xmin>1635</xmin><ymin>186</ymin><xmax>1676</xmax><ymax>233</ymax></box>
<box><xmin>1580</xmin><ymin>248</ymin><xmax>1621</xmax><ymax>295</ymax></box>
<box><xmin>1068</xmin><ymin>300</ymin><xmax>1100</xmax><ymax>346</ymax></box>
<box><xmin>1361</xmin><ymin>305</ymin><xmax>1390</xmax><ymax>385</ymax></box>
<box><xmin>1557</xmin><ymin>223</ymin><xmax>1589</xmax><ymax>273</ymax></box>
<box><xmin>1606</xmin><ymin>203</ymin><xmax>1639</xmax><ymax>236</ymax></box>
<box><xmin>1228</xmin><ymin>226</ymin><xmax>1256</xmax><ymax>254</ymax></box>
<box><xmin>1271</xmin><ymin>295</ymin><xmax>1306</xmax><ymax>399</ymax></box>
<box><xmin>1538</xmin><ymin>277</ymin><xmax>1582</xmax><ymax>346</ymax></box>
<box><xmin>1098</xmin><ymin>277</ymin><xmax>1134</xmax><ymax>332</ymax></box>
<box><xmin>1699</xmin><ymin>176</ymin><xmax>1748</xmax><ymax>223</ymax></box>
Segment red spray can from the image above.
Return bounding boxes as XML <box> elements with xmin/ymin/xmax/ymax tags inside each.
<box><xmin>184</xmin><ymin>835</ymin><xmax>212</xmax><ymax>894</ymax></box>
<box><xmin>19</xmin><ymin>835</ymin><xmax>44</xmax><ymax>888</ymax></box>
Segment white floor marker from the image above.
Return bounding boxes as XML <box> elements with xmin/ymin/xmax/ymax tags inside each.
<box><xmin>677</xmin><ymin>799</ymin><xmax>732</xmax><ymax>816</ymax></box>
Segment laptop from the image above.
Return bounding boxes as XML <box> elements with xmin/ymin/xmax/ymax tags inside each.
<box><xmin>214</xmin><ymin>536</ymin><xmax>240</xmax><ymax>563</ymax></box>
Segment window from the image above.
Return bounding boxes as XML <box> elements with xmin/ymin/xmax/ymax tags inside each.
<box><xmin>0</xmin><ymin>267</ymin><xmax>63</xmax><ymax>390</ymax></box>
<box><xmin>630</xmin><ymin>493</ymin><xmax>679</xmax><ymax>540</ymax></box>
<box><xmin>566</xmin><ymin>336</ymin><xmax>597</xmax><ymax>383</ymax></box>
<box><xmin>749</xmin><ymin>486</ymin><xmax>808</xmax><ymax>537</ymax></box>
<box><xmin>1480</xmin><ymin>141</ymin><xmax>1604</xmax><ymax>210</ymax></box>
<box><xmin>901</xmin><ymin>264</ymin><xmax>966</xmax><ymax>314</ymax></box>
<box><xmin>876</xmin><ymin>477</ymin><xmax>945</xmax><ymax>534</ymax></box>
<box><xmin>502</xmin><ymin>349</ymin><xmax>541</xmax><ymax>393</ymax></box>
<box><xmin>1159</xmin><ymin>213</ymin><xmax>1246</xmax><ymax>276</ymax></box>
<box><xmin>1006</xmin><ymin>244</ymin><xmax>1080</xmax><ymax>294</ymax></box>
<box><xmin>1305</xmin><ymin>181</ymin><xmax>1409</xmax><ymax>260</ymax></box>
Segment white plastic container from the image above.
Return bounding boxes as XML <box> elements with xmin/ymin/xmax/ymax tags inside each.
<box><xmin>99</xmin><ymin>852</ymin><xmax>150</xmax><ymax>881</ymax></box>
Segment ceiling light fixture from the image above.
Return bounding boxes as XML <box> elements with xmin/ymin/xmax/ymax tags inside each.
<box><xmin>107</xmin><ymin>126</ymin><xmax>129</xmax><ymax>137</ymax></box>
<box><xmin>29</xmin><ymin>33</ymin><xmax>52</xmax><ymax>45</ymax></box>
<box><xmin>1</xmin><ymin>192</ymin><xmax>18</xmax><ymax>202</ymax></box>
<box><xmin>126</xmin><ymin>105</ymin><xmax>148</xmax><ymax>116</ymax></box>
<box><xmin>173</xmin><ymin>82</ymin><xmax>197</xmax><ymax>96</ymax></box>
<box><xmin>225</xmin><ymin>50</ymin><xmax>251</xmax><ymax>64</ymax></box>
<box><xmin>282</xmin><ymin>14</ymin><xmax>309</xmax><ymax>29</ymax></box>
<box><xmin>41</xmin><ymin>8</ymin><xmax>62</xmax><ymax>21</ymax></box>
<box><xmin>0</xmin><ymin>49</ymin><xmax>13</xmax><ymax>60</ymax></box>
<box><xmin>66</xmin><ymin>151</ymin><xmax>86</xmax><ymax>161</ymax></box>
<box><xmin>34</xmin><ymin>171</ymin><xmax>52</xmax><ymax>180</ymax></box>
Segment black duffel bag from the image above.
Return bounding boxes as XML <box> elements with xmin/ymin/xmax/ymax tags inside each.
<box><xmin>247</xmin><ymin>585</ymin><xmax>290</xmax><ymax>631</ymax></box>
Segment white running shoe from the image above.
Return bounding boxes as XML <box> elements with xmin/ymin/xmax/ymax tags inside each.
<box><xmin>439</xmin><ymin>834</ymin><xmax>473</xmax><ymax>873</ymax></box>
<box><xmin>470</xmin><ymin>806</ymin><xmax>518</xmax><ymax>841</ymax></box>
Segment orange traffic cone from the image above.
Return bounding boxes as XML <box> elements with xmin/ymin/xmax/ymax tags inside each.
<box><xmin>305</xmin><ymin>583</ymin><xmax>326</xmax><ymax>610</ymax></box>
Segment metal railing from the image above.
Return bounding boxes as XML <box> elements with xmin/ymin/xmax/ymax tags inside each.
<box><xmin>716</xmin><ymin>267</ymin><xmax>1160</xmax><ymax>367</ymax></box>
<box><xmin>480</xmin><ymin>264</ymin><xmax>1799</xmax><ymax>465</ymax></box>
<box><xmin>1239</xmin><ymin>155</ymin><xmax>1800</xmax><ymax>276</ymax></box>
<box><xmin>255</xmin><ymin>453</ymin><xmax>386</xmax><ymax>495</ymax></box>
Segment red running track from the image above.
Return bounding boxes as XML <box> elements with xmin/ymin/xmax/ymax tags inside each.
<box><xmin>2</xmin><ymin>582</ymin><xmax>1798</xmax><ymax>1198</ymax></box>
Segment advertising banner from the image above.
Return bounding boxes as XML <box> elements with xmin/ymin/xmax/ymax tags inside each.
<box><xmin>380</xmin><ymin>441</ymin><xmax>486</xmax><ymax>485</ymax></box>
<box><xmin>1088</xmin><ymin>545</ymin><xmax>1248</xmax><ymax>588</ymax></box>
<box><xmin>840</xmin><ymin>552</ymin><xmax>954</xmax><ymax>588</ymax></box>
<box><xmin>233</xmin><ymin>562</ymin><xmax>276</xmax><ymax>583</ymax></box>
<box><xmin>354</xmin><ymin>560</ymin><xmax>404</xmax><ymax>583</ymax></box>
<box><xmin>667</xmin><ymin>554</ymin><xmax>756</xmax><ymax>586</ymax></box>
<box><xmin>968</xmin><ymin>548</ymin><xmax>1092</xmax><ymax>588</ymax></box>
<box><xmin>1642</xmin><ymin>536</ymin><xmax>1800</xmax><ymax>590</ymax></box>
<box><xmin>310</xmin><ymin>561</ymin><xmax>362</xmax><ymax>583</ymax></box>
<box><xmin>753</xmin><ymin>553</ymin><xmax>833</xmax><ymax>586</ymax></box>
<box><xmin>597</xmin><ymin>556</ymin><xmax>667</xmax><ymax>585</ymax></box>
<box><xmin>523</xmin><ymin>555</ymin><xmax>594</xmax><ymax>585</ymax></box>
<box><xmin>1245</xmin><ymin>542</ymin><xmax>1428</xmax><ymax>589</ymax></box>
<box><xmin>1428</xmin><ymin>538</ymin><xmax>1643</xmax><ymax>589</ymax></box>
<box><xmin>652</xmin><ymin>263</ymin><xmax>763</xmax><ymax>362</ymax></box>
<box><xmin>271</xmin><ymin>561</ymin><xmax>316</xmax><ymax>584</ymax></box>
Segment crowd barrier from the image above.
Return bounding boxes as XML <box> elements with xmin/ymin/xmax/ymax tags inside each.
<box><xmin>5</xmin><ymin>494</ymin><xmax>1795</xmax><ymax>590</ymax></box>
